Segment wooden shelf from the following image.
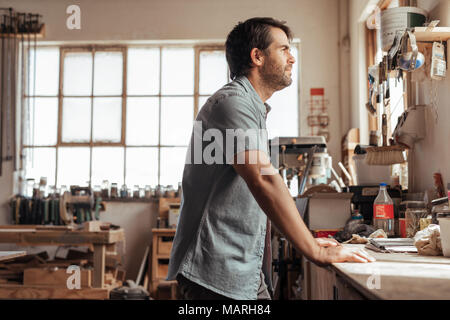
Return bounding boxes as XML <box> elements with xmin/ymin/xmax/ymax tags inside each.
<box><xmin>0</xmin><ymin>24</ymin><xmax>45</xmax><ymax>39</ymax></box>
<box><xmin>413</xmin><ymin>27</ymin><xmax>450</xmax><ymax>42</ymax></box>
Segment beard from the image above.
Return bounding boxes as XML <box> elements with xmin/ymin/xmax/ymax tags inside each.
<box><xmin>260</xmin><ymin>60</ymin><xmax>293</xmax><ymax>91</ymax></box>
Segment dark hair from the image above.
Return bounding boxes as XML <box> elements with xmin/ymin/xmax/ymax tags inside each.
<box><xmin>225</xmin><ymin>17</ymin><xmax>293</xmax><ymax>80</ymax></box>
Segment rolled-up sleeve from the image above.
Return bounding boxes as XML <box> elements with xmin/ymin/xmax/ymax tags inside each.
<box><xmin>207</xmin><ymin>94</ymin><xmax>268</xmax><ymax>164</ymax></box>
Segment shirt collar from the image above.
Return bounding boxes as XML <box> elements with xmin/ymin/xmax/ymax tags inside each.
<box><xmin>236</xmin><ymin>76</ymin><xmax>271</xmax><ymax>118</ymax></box>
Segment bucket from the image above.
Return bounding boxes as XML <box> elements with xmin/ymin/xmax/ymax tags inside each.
<box><xmin>353</xmin><ymin>154</ymin><xmax>391</xmax><ymax>185</ymax></box>
<box><xmin>381</xmin><ymin>6</ymin><xmax>427</xmax><ymax>51</ymax></box>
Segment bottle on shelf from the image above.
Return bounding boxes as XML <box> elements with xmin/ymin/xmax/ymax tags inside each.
<box><xmin>373</xmin><ymin>183</ymin><xmax>395</xmax><ymax>237</ymax></box>
<box><xmin>120</xmin><ymin>184</ymin><xmax>128</xmax><ymax>198</ymax></box>
<box><xmin>110</xmin><ymin>183</ymin><xmax>118</xmax><ymax>198</ymax></box>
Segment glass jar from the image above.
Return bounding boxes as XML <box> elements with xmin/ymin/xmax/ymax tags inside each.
<box><xmin>110</xmin><ymin>183</ymin><xmax>118</xmax><ymax>198</ymax></box>
<box><xmin>154</xmin><ymin>185</ymin><xmax>163</xmax><ymax>198</ymax></box>
<box><xmin>144</xmin><ymin>185</ymin><xmax>152</xmax><ymax>199</ymax></box>
<box><xmin>60</xmin><ymin>185</ymin><xmax>68</xmax><ymax>195</ymax></box>
<box><xmin>93</xmin><ymin>185</ymin><xmax>101</xmax><ymax>198</ymax></box>
<box><xmin>48</xmin><ymin>185</ymin><xmax>56</xmax><ymax>198</ymax></box>
<box><xmin>120</xmin><ymin>184</ymin><xmax>128</xmax><ymax>198</ymax></box>
<box><xmin>165</xmin><ymin>185</ymin><xmax>175</xmax><ymax>198</ymax></box>
<box><xmin>133</xmin><ymin>185</ymin><xmax>140</xmax><ymax>198</ymax></box>
<box><xmin>26</xmin><ymin>179</ymin><xmax>35</xmax><ymax>198</ymax></box>
<box><xmin>39</xmin><ymin>176</ymin><xmax>47</xmax><ymax>198</ymax></box>
<box><xmin>101</xmin><ymin>180</ymin><xmax>110</xmax><ymax>198</ymax></box>
<box><xmin>32</xmin><ymin>183</ymin><xmax>40</xmax><ymax>199</ymax></box>
<box><xmin>405</xmin><ymin>203</ymin><xmax>428</xmax><ymax>238</ymax></box>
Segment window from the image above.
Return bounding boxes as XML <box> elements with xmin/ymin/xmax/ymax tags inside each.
<box><xmin>23</xmin><ymin>43</ymin><xmax>300</xmax><ymax>190</ymax></box>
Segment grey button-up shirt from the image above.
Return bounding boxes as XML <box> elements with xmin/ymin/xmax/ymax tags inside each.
<box><xmin>167</xmin><ymin>76</ymin><xmax>271</xmax><ymax>300</ymax></box>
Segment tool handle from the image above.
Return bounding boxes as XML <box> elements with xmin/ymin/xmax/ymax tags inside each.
<box><xmin>338</xmin><ymin>162</ymin><xmax>353</xmax><ymax>185</ymax></box>
<box><xmin>382</xmin><ymin>114</ymin><xmax>388</xmax><ymax>146</ymax></box>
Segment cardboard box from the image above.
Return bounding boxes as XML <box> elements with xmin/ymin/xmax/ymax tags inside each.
<box><xmin>303</xmin><ymin>193</ymin><xmax>353</xmax><ymax>230</ymax></box>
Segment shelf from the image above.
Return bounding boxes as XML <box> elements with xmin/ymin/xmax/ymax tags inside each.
<box><xmin>413</xmin><ymin>27</ymin><xmax>450</xmax><ymax>42</ymax></box>
<box><xmin>0</xmin><ymin>24</ymin><xmax>45</xmax><ymax>39</ymax></box>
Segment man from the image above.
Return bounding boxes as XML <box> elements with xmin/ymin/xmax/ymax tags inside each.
<box><xmin>167</xmin><ymin>17</ymin><xmax>375</xmax><ymax>300</ymax></box>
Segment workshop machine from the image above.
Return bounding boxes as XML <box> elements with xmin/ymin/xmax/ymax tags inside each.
<box><xmin>270</xmin><ymin>136</ymin><xmax>330</xmax><ymax>195</ymax></box>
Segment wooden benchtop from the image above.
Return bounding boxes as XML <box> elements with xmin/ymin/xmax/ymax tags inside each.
<box><xmin>331</xmin><ymin>244</ymin><xmax>450</xmax><ymax>300</ymax></box>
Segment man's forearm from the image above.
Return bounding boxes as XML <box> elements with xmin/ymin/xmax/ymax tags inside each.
<box><xmin>246</xmin><ymin>172</ymin><xmax>327</xmax><ymax>265</ymax></box>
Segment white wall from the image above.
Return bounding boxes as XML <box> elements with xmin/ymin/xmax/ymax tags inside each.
<box><xmin>412</xmin><ymin>0</ymin><xmax>450</xmax><ymax>192</ymax></box>
<box><xmin>349</xmin><ymin>0</ymin><xmax>372</xmax><ymax>145</ymax></box>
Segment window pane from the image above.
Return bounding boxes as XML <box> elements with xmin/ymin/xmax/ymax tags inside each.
<box><xmin>266</xmin><ymin>46</ymin><xmax>299</xmax><ymax>138</ymax></box>
<box><xmin>389</xmin><ymin>76</ymin><xmax>404</xmax><ymax>133</ymax></box>
<box><xmin>126</xmin><ymin>98</ymin><xmax>159</xmax><ymax>145</ymax></box>
<box><xmin>92</xmin><ymin>98</ymin><xmax>122</xmax><ymax>142</ymax></box>
<box><xmin>93</xmin><ymin>51</ymin><xmax>123</xmax><ymax>95</ymax></box>
<box><xmin>160</xmin><ymin>147</ymin><xmax>186</xmax><ymax>187</ymax></box>
<box><xmin>199</xmin><ymin>50</ymin><xmax>228</xmax><ymax>95</ymax></box>
<box><xmin>25</xmin><ymin>98</ymin><xmax>58</xmax><ymax>146</ymax></box>
<box><xmin>57</xmin><ymin>147</ymin><xmax>90</xmax><ymax>187</ymax></box>
<box><xmin>28</xmin><ymin>47</ymin><xmax>59</xmax><ymax>96</ymax></box>
<box><xmin>63</xmin><ymin>52</ymin><xmax>92</xmax><ymax>96</ymax></box>
<box><xmin>24</xmin><ymin>147</ymin><xmax>56</xmax><ymax>186</ymax></box>
<box><xmin>91</xmin><ymin>147</ymin><xmax>124</xmax><ymax>186</ymax></box>
<box><xmin>125</xmin><ymin>147</ymin><xmax>158</xmax><ymax>186</ymax></box>
<box><xmin>160</xmin><ymin>97</ymin><xmax>193</xmax><ymax>145</ymax></box>
<box><xmin>161</xmin><ymin>48</ymin><xmax>194</xmax><ymax>95</ymax></box>
<box><xmin>127</xmin><ymin>48</ymin><xmax>160</xmax><ymax>95</ymax></box>
<box><xmin>62</xmin><ymin>98</ymin><xmax>91</xmax><ymax>143</ymax></box>
<box><xmin>198</xmin><ymin>96</ymin><xmax>209</xmax><ymax>115</ymax></box>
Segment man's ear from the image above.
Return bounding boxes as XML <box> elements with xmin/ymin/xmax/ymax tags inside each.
<box><xmin>250</xmin><ymin>48</ymin><xmax>265</xmax><ymax>67</ymax></box>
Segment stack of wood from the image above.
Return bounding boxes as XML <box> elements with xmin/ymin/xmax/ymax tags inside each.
<box><xmin>0</xmin><ymin>249</ymin><xmax>125</xmax><ymax>288</ymax></box>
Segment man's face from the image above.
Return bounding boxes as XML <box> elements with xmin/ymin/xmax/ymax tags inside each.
<box><xmin>260</xmin><ymin>27</ymin><xmax>296</xmax><ymax>91</ymax></box>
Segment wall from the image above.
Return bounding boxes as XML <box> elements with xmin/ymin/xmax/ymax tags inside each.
<box><xmin>0</xmin><ymin>0</ymin><xmax>350</xmax><ymax>163</ymax></box>
<box><xmin>0</xmin><ymin>0</ymin><xmax>350</xmax><ymax>277</ymax></box>
<box><xmin>413</xmin><ymin>0</ymin><xmax>450</xmax><ymax>192</ymax></box>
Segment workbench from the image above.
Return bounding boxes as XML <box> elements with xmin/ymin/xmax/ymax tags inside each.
<box><xmin>303</xmin><ymin>244</ymin><xmax>450</xmax><ymax>300</ymax></box>
<box><xmin>0</xmin><ymin>225</ymin><xmax>125</xmax><ymax>299</ymax></box>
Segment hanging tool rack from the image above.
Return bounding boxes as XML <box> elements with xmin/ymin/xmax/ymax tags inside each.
<box><xmin>306</xmin><ymin>88</ymin><xmax>330</xmax><ymax>142</ymax></box>
<box><xmin>0</xmin><ymin>8</ymin><xmax>44</xmax><ymax>176</ymax></box>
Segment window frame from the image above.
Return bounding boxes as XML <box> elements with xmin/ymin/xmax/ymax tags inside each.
<box><xmin>23</xmin><ymin>42</ymin><xmax>300</xmax><ymax>188</ymax></box>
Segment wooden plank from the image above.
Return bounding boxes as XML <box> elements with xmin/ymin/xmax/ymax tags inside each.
<box><xmin>414</xmin><ymin>27</ymin><xmax>450</xmax><ymax>42</ymax></box>
<box><xmin>93</xmin><ymin>244</ymin><xmax>106</xmax><ymax>288</ymax></box>
<box><xmin>0</xmin><ymin>229</ymin><xmax>125</xmax><ymax>245</ymax></box>
<box><xmin>23</xmin><ymin>268</ymin><xmax>92</xmax><ymax>288</ymax></box>
<box><xmin>0</xmin><ymin>251</ymin><xmax>26</xmax><ymax>262</ymax></box>
<box><xmin>0</xmin><ymin>284</ymin><xmax>110</xmax><ymax>300</ymax></box>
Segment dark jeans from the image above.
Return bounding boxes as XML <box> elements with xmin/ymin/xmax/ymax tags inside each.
<box><xmin>176</xmin><ymin>271</ymin><xmax>272</xmax><ymax>300</ymax></box>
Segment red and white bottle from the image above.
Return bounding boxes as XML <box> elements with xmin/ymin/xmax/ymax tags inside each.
<box><xmin>373</xmin><ymin>183</ymin><xmax>394</xmax><ymax>237</ymax></box>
